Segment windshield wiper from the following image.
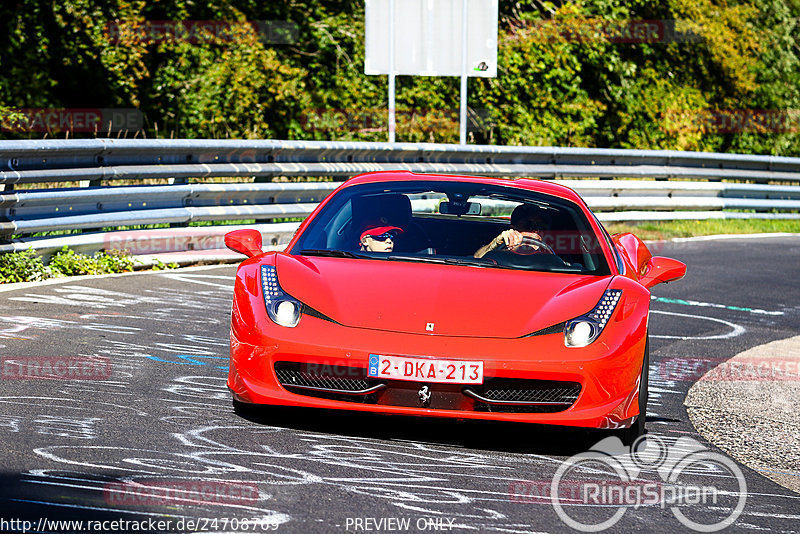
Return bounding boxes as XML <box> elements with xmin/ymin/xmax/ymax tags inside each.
<box><xmin>300</xmin><ymin>249</ymin><xmax>365</xmax><ymax>259</ymax></box>
<box><xmin>387</xmin><ymin>255</ymin><xmax>495</xmax><ymax>268</ymax></box>
<box><xmin>443</xmin><ymin>257</ymin><xmax>496</xmax><ymax>268</ymax></box>
<box><xmin>387</xmin><ymin>255</ymin><xmax>447</xmax><ymax>264</ymax></box>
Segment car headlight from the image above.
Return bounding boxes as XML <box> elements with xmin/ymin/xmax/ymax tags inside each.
<box><xmin>261</xmin><ymin>265</ymin><xmax>302</xmax><ymax>328</ymax></box>
<box><xmin>564</xmin><ymin>289</ymin><xmax>622</xmax><ymax>347</ymax></box>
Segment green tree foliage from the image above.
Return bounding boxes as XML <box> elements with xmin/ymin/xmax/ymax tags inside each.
<box><xmin>0</xmin><ymin>0</ymin><xmax>798</xmax><ymax>154</ymax></box>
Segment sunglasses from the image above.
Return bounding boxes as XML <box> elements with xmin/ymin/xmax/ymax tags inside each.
<box><xmin>365</xmin><ymin>232</ymin><xmax>397</xmax><ymax>242</ymax></box>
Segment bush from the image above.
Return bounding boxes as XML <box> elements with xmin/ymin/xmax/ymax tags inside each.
<box><xmin>0</xmin><ymin>248</ymin><xmax>48</xmax><ymax>283</ymax></box>
<box><xmin>151</xmin><ymin>259</ymin><xmax>180</xmax><ymax>271</ymax></box>
<box><xmin>48</xmin><ymin>246</ymin><xmax>102</xmax><ymax>276</ymax></box>
<box><xmin>0</xmin><ymin>247</ymin><xmax>139</xmax><ymax>283</ymax></box>
<box><xmin>48</xmin><ymin>246</ymin><xmax>138</xmax><ymax>276</ymax></box>
<box><xmin>94</xmin><ymin>249</ymin><xmax>136</xmax><ymax>273</ymax></box>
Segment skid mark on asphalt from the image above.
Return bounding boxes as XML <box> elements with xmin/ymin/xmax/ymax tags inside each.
<box><xmin>30</xmin><ymin>403</ymin><xmax>796</xmax><ymax>533</ymax></box>
<box><xmin>3</xmin><ymin>265</ymin><xmax>797</xmax><ymax>531</ymax></box>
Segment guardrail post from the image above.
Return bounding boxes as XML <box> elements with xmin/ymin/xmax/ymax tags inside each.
<box><xmin>254</xmin><ymin>175</ymin><xmax>274</xmax><ymax>225</ymax></box>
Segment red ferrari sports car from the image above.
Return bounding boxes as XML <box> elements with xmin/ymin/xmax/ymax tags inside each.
<box><xmin>225</xmin><ymin>172</ymin><xmax>685</xmax><ymax>442</ymax></box>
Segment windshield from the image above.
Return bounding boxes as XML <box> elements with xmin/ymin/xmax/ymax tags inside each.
<box><xmin>290</xmin><ymin>180</ymin><xmax>611</xmax><ymax>275</ymax></box>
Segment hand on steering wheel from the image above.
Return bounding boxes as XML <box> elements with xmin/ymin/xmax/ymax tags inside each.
<box><xmin>497</xmin><ymin>234</ymin><xmax>555</xmax><ymax>255</ymax></box>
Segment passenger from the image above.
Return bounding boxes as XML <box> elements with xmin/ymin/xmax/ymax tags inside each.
<box><xmin>359</xmin><ymin>225</ymin><xmax>404</xmax><ymax>253</ymax></box>
<box><xmin>474</xmin><ymin>204</ymin><xmax>546</xmax><ymax>258</ymax></box>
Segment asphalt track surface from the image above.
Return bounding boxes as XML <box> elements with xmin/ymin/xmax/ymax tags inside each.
<box><xmin>1</xmin><ymin>236</ymin><xmax>799</xmax><ymax>534</ymax></box>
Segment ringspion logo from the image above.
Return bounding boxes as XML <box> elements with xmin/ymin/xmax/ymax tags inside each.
<box><xmin>545</xmin><ymin>435</ymin><xmax>747</xmax><ymax>532</ymax></box>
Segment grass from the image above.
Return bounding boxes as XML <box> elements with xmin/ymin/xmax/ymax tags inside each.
<box><xmin>605</xmin><ymin>219</ymin><xmax>800</xmax><ymax>240</ymax></box>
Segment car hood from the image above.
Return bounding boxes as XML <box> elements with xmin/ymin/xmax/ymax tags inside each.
<box><xmin>276</xmin><ymin>254</ymin><xmax>612</xmax><ymax>338</ymax></box>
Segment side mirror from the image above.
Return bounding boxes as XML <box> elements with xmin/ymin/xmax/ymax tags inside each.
<box><xmin>640</xmin><ymin>256</ymin><xmax>687</xmax><ymax>289</ymax></box>
<box><xmin>225</xmin><ymin>229</ymin><xmax>263</xmax><ymax>258</ymax></box>
<box><xmin>612</xmin><ymin>232</ymin><xmax>651</xmax><ymax>276</ymax></box>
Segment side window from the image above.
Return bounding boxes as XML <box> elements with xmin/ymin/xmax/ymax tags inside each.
<box><xmin>595</xmin><ymin>217</ymin><xmax>624</xmax><ymax>275</ymax></box>
<box><xmin>326</xmin><ymin>200</ymin><xmax>353</xmax><ymax>249</ymax></box>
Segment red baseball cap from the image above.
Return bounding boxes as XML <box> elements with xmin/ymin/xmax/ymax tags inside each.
<box><xmin>360</xmin><ymin>225</ymin><xmax>404</xmax><ymax>241</ymax></box>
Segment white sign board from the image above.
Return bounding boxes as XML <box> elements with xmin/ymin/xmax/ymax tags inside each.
<box><xmin>365</xmin><ymin>0</ymin><xmax>498</xmax><ymax>78</ymax></box>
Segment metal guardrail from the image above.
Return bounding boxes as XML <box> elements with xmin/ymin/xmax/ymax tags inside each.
<box><xmin>1</xmin><ymin>182</ymin><xmax>334</xmax><ymax>235</ymax></box>
<box><xmin>1</xmin><ymin>140</ymin><xmax>799</xmax><ymax>263</ymax></box>
<box><xmin>3</xmin><ymin>139</ymin><xmax>800</xmax><ymax>184</ymax></box>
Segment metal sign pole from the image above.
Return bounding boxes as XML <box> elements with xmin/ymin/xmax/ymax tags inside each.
<box><xmin>388</xmin><ymin>0</ymin><xmax>396</xmax><ymax>143</ymax></box>
<box><xmin>459</xmin><ymin>0</ymin><xmax>468</xmax><ymax>145</ymax></box>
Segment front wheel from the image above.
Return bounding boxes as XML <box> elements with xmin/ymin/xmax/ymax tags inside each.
<box><xmin>617</xmin><ymin>335</ymin><xmax>649</xmax><ymax>446</ymax></box>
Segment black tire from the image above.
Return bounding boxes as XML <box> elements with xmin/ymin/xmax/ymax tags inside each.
<box><xmin>618</xmin><ymin>335</ymin><xmax>649</xmax><ymax>446</ymax></box>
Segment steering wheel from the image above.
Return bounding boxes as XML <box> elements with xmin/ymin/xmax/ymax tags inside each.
<box><xmin>498</xmin><ymin>236</ymin><xmax>556</xmax><ymax>256</ymax></box>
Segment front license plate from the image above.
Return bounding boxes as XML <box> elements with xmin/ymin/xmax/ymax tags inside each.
<box><xmin>368</xmin><ymin>354</ymin><xmax>484</xmax><ymax>384</ymax></box>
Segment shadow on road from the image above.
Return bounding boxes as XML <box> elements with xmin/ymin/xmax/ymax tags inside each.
<box><xmin>233</xmin><ymin>403</ymin><xmax>642</xmax><ymax>457</ymax></box>
<box><xmin>0</xmin><ymin>472</ymin><xmax>151</xmax><ymax>527</ymax></box>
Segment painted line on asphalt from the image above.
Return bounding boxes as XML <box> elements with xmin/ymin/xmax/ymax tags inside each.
<box><xmin>651</xmin><ymin>296</ymin><xmax>784</xmax><ymax>316</ymax></box>
<box><xmin>159</xmin><ymin>273</ymin><xmax>234</xmax><ymax>289</ymax></box>
<box><xmin>650</xmin><ymin>310</ymin><xmax>745</xmax><ymax>340</ymax></box>
<box><xmin>668</xmin><ymin>233</ymin><xmax>800</xmax><ymax>243</ymax></box>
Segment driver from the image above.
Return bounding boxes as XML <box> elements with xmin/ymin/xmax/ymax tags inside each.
<box><xmin>474</xmin><ymin>204</ymin><xmax>546</xmax><ymax>258</ymax></box>
<box><xmin>360</xmin><ymin>224</ymin><xmax>404</xmax><ymax>252</ymax></box>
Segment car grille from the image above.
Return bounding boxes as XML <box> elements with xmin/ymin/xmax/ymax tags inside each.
<box><xmin>275</xmin><ymin>362</ymin><xmax>369</xmax><ymax>391</ymax></box>
<box><xmin>274</xmin><ymin>362</ymin><xmax>382</xmax><ymax>403</ymax></box>
<box><xmin>465</xmin><ymin>378</ymin><xmax>581</xmax><ymax>413</ymax></box>
<box><xmin>274</xmin><ymin>363</ymin><xmax>581</xmax><ymax>413</ymax></box>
